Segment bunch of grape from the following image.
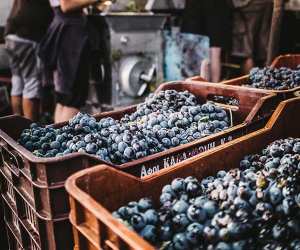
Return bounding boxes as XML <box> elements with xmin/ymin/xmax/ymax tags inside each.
<box><xmin>18</xmin><ymin>90</ymin><xmax>230</xmax><ymax>164</ymax></box>
<box><xmin>246</xmin><ymin>66</ymin><xmax>300</xmax><ymax>90</ymax></box>
<box><xmin>114</xmin><ymin>138</ymin><xmax>300</xmax><ymax>249</ymax></box>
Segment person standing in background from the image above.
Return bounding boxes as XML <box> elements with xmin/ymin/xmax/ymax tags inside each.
<box><xmin>5</xmin><ymin>0</ymin><xmax>53</xmax><ymax>121</ymax></box>
<box><xmin>231</xmin><ymin>0</ymin><xmax>273</xmax><ymax>74</ymax></box>
<box><xmin>39</xmin><ymin>0</ymin><xmax>102</xmax><ymax>123</ymax></box>
<box><xmin>181</xmin><ymin>0</ymin><xmax>232</xmax><ymax>82</ymax></box>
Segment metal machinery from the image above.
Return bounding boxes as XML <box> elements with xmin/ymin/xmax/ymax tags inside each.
<box><xmin>145</xmin><ymin>0</ymin><xmax>185</xmax><ymax>12</ymax></box>
<box><xmin>87</xmin><ymin>11</ymin><xmax>167</xmax><ymax>111</ymax></box>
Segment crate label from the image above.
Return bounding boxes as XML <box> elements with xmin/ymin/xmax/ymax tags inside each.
<box><xmin>140</xmin><ymin>165</ymin><xmax>160</xmax><ymax>177</ymax></box>
<box><xmin>140</xmin><ymin>135</ymin><xmax>234</xmax><ymax>177</ymax></box>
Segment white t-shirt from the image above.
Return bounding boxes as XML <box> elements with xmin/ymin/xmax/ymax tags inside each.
<box><xmin>49</xmin><ymin>0</ymin><xmax>60</xmax><ymax>7</ymax></box>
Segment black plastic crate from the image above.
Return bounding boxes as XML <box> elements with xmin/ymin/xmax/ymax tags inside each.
<box><xmin>1</xmin><ymin>173</ymin><xmax>73</xmax><ymax>250</ymax></box>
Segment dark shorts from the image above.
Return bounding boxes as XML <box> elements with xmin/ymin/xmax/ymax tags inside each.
<box><xmin>39</xmin><ymin>8</ymin><xmax>91</xmax><ymax>109</ymax></box>
<box><xmin>54</xmin><ymin>45</ymin><xmax>89</xmax><ymax>109</ymax></box>
<box><xmin>231</xmin><ymin>0</ymin><xmax>273</xmax><ymax>60</ymax></box>
<box><xmin>181</xmin><ymin>0</ymin><xmax>232</xmax><ymax>50</ymax></box>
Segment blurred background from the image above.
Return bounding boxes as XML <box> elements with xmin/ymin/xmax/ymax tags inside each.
<box><xmin>0</xmin><ymin>0</ymin><xmax>299</xmax><ymax>122</ymax></box>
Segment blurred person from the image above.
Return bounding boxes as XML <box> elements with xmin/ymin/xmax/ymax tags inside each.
<box><xmin>231</xmin><ymin>0</ymin><xmax>273</xmax><ymax>74</ymax></box>
<box><xmin>39</xmin><ymin>0</ymin><xmax>103</xmax><ymax>123</ymax></box>
<box><xmin>5</xmin><ymin>0</ymin><xmax>52</xmax><ymax>121</ymax></box>
<box><xmin>181</xmin><ymin>0</ymin><xmax>232</xmax><ymax>82</ymax></box>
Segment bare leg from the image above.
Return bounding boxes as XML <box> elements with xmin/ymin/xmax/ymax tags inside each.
<box><xmin>54</xmin><ymin>103</ymin><xmax>78</xmax><ymax>123</ymax></box>
<box><xmin>22</xmin><ymin>98</ymin><xmax>40</xmax><ymax>121</ymax></box>
<box><xmin>54</xmin><ymin>103</ymin><xmax>64</xmax><ymax>123</ymax></box>
<box><xmin>61</xmin><ymin>106</ymin><xmax>79</xmax><ymax>123</ymax></box>
<box><xmin>242</xmin><ymin>58</ymin><xmax>254</xmax><ymax>74</ymax></box>
<box><xmin>209</xmin><ymin>47</ymin><xmax>222</xmax><ymax>82</ymax></box>
<box><xmin>200</xmin><ymin>58</ymin><xmax>210</xmax><ymax>81</ymax></box>
<box><xmin>11</xmin><ymin>95</ymin><xmax>23</xmax><ymax>116</ymax></box>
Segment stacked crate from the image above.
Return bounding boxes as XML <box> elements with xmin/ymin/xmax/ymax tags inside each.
<box><xmin>1</xmin><ymin>54</ymin><xmax>299</xmax><ymax>249</ymax></box>
<box><xmin>66</xmin><ymin>96</ymin><xmax>300</xmax><ymax>250</ymax></box>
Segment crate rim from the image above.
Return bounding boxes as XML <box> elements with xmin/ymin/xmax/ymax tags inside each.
<box><xmin>187</xmin><ymin>54</ymin><xmax>300</xmax><ymax>94</ymax></box>
<box><xmin>188</xmin><ymin>75</ymin><xmax>300</xmax><ymax>95</ymax></box>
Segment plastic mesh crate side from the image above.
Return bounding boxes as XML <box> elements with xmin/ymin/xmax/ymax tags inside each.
<box><xmin>71</xmin><ymin>214</ymin><xmax>128</xmax><ymax>250</ymax></box>
<box><xmin>27</xmin><ymin>214</ymin><xmax>73</xmax><ymax>250</ymax></box>
<box><xmin>43</xmin><ymin>157</ymin><xmax>91</xmax><ymax>186</ymax></box>
<box><xmin>17</xmin><ymin>173</ymin><xmax>35</xmax><ymax>203</ymax></box>
<box><xmin>48</xmin><ymin>187</ymin><xmax>70</xmax><ymax>218</ymax></box>
<box><xmin>7</xmin><ymin>179</ymin><xmax>15</xmax><ymax>202</ymax></box>
<box><xmin>1</xmin><ymin>157</ymin><xmax>16</xmax><ymax>182</ymax></box>
<box><xmin>72</xmin><ymin>225</ymin><xmax>122</xmax><ymax>250</ymax></box>
<box><xmin>24</xmin><ymin>201</ymin><xmax>38</xmax><ymax>232</ymax></box>
<box><xmin>0</xmin><ymin>140</ymin><xmax>26</xmax><ymax>175</ymax></box>
<box><xmin>6</xmin><ymin>225</ymin><xmax>24</xmax><ymax>250</ymax></box>
<box><xmin>0</xmin><ymin>172</ymin><xmax>16</xmax><ymax>205</ymax></box>
<box><xmin>3</xmin><ymin>187</ymin><xmax>73</xmax><ymax>250</ymax></box>
<box><xmin>3</xmin><ymin>156</ymin><xmax>98</xmax><ymax>219</ymax></box>
<box><xmin>19</xmin><ymin>176</ymin><xmax>69</xmax><ymax>219</ymax></box>
<box><xmin>19</xmin><ymin>199</ymin><xmax>73</xmax><ymax>250</ymax></box>
<box><xmin>3</xmin><ymin>195</ymin><xmax>20</xmax><ymax>235</ymax></box>
<box><xmin>0</xmin><ymin>141</ymin><xmax>39</xmax><ymax>187</ymax></box>
<box><xmin>69</xmin><ymin>195</ymin><xmax>102</xmax><ymax>250</ymax></box>
<box><xmin>1</xmin><ymin>172</ymin><xmax>66</xmax><ymax>249</ymax></box>
<box><xmin>10</xmin><ymin>186</ymin><xmax>49</xmax><ymax>241</ymax></box>
<box><xmin>2</xmin><ymin>198</ymin><xmax>30</xmax><ymax>248</ymax></box>
<box><xmin>0</xmin><ymin>196</ymin><xmax>8</xmax><ymax>250</ymax></box>
<box><xmin>3</xmin><ymin>168</ymin><xmax>57</xmax><ymax>219</ymax></box>
<box><xmin>5</xmin><ymin>213</ymin><xmax>41</xmax><ymax>250</ymax></box>
<box><xmin>16</xmin><ymin>172</ymin><xmax>51</xmax><ymax>219</ymax></box>
<box><xmin>19</xmin><ymin>197</ymin><xmax>39</xmax><ymax>234</ymax></box>
<box><xmin>30</xmin><ymin>236</ymin><xmax>41</xmax><ymax>250</ymax></box>
<box><xmin>72</xmin><ymin>228</ymin><xmax>98</xmax><ymax>250</ymax></box>
<box><xmin>1</xmin><ymin>164</ymin><xmax>71</xmax><ymax>222</ymax></box>
<box><xmin>9</xmin><ymin>182</ymin><xmax>41</xmax><ymax>236</ymax></box>
<box><xmin>67</xmin><ymin>167</ymin><xmax>153</xmax><ymax>250</ymax></box>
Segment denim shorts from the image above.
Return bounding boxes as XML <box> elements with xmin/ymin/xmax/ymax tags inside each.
<box><xmin>5</xmin><ymin>35</ymin><xmax>42</xmax><ymax>99</ymax></box>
